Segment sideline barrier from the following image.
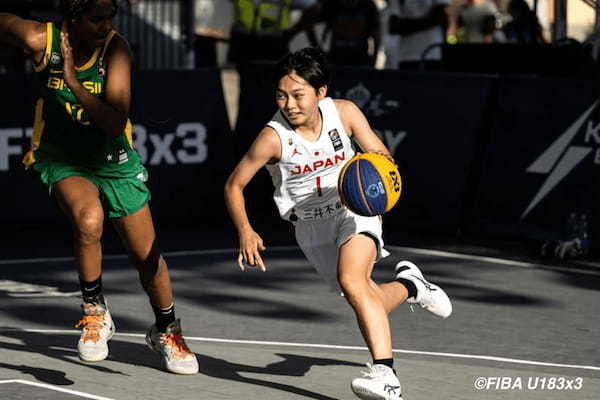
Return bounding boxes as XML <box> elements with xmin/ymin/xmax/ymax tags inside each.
<box><xmin>469</xmin><ymin>76</ymin><xmax>600</xmax><ymax>244</ymax></box>
<box><xmin>2</xmin><ymin>69</ymin><xmax>599</xmax><ymax>250</ymax></box>
<box><xmin>329</xmin><ymin>68</ymin><xmax>495</xmax><ymax>233</ymax></box>
<box><xmin>131</xmin><ymin>70</ymin><xmax>233</xmax><ymax>222</ymax></box>
<box><xmin>0</xmin><ymin>69</ymin><xmax>232</xmax><ymax>226</ymax></box>
<box><xmin>0</xmin><ymin>74</ymin><xmax>54</xmax><ymax>225</ymax></box>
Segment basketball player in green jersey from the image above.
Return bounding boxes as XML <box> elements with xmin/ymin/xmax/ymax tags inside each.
<box><xmin>0</xmin><ymin>0</ymin><xmax>198</xmax><ymax>374</ymax></box>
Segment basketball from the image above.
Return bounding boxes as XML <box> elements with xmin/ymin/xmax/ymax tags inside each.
<box><xmin>338</xmin><ymin>153</ymin><xmax>402</xmax><ymax>216</ymax></box>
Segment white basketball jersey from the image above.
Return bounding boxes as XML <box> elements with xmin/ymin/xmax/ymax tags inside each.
<box><xmin>265</xmin><ymin>97</ymin><xmax>355</xmax><ymax>222</ymax></box>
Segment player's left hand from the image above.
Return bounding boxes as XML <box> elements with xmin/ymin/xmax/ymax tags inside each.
<box><xmin>60</xmin><ymin>22</ymin><xmax>76</xmax><ymax>84</ymax></box>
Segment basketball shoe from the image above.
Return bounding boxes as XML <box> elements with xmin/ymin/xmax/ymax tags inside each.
<box><xmin>395</xmin><ymin>260</ymin><xmax>452</xmax><ymax>318</ymax></box>
<box><xmin>145</xmin><ymin>319</ymin><xmax>199</xmax><ymax>374</ymax></box>
<box><xmin>351</xmin><ymin>363</ymin><xmax>403</xmax><ymax>400</ymax></box>
<box><xmin>75</xmin><ymin>300</ymin><xmax>115</xmax><ymax>362</ymax></box>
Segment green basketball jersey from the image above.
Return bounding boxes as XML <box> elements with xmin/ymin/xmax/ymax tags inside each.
<box><xmin>23</xmin><ymin>22</ymin><xmax>142</xmax><ymax>177</ymax></box>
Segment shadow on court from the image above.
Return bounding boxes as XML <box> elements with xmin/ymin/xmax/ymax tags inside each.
<box><xmin>0</xmin><ymin>330</ymin><xmax>142</xmax><ymax>377</ymax></box>
<box><xmin>433</xmin><ymin>281</ymin><xmax>561</xmax><ymax>306</ymax></box>
<box><xmin>0</xmin><ymin>362</ymin><xmax>74</xmax><ymax>386</ymax></box>
<box><xmin>179</xmin><ymin>292</ymin><xmax>342</xmax><ymax>321</ymax></box>
<box><xmin>198</xmin><ymin>353</ymin><xmax>362</xmax><ymax>400</ymax></box>
<box><xmin>0</xmin><ymin>328</ymin><xmax>363</xmax><ymax>399</ymax></box>
<box><xmin>545</xmin><ymin>270</ymin><xmax>600</xmax><ymax>291</ymax></box>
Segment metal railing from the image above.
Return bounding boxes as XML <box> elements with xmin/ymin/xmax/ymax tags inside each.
<box><xmin>114</xmin><ymin>0</ymin><xmax>195</xmax><ymax>70</ymax></box>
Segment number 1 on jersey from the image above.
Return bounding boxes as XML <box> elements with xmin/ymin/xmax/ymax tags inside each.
<box><xmin>316</xmin><ymin>176</ymin><xmax>322</xmax><ymax>196</ymax></box>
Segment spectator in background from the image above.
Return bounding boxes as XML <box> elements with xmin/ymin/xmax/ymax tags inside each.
<box><xmin>194</xmin><ymin>0</ymin><xmax>232</xmax><ymax>68</ymax></box>
<box><xmin>228</xmin><ymin>0</ymin><xmax>319</xmax><ymax>71</ymax></box>
<box><xmin>502</xmin><ymin>0</ymin><xmax>544</xmax><ymax>44</ymax></box>
<box><xmin>380</xmin><ymin>0</ymin><xmax>400</xmax><ymax>69</ymax></box>
<box><xmin>458</xmin><ymin>0</ymin><xmax>502</xmax><ymax>43</ymax></box>
<box><xmin>318</xmin><ymin>0</ymin><xmax>381</xmax><ymax>67</ymax></box>
<box><xmin>387</xmin><ymin>0</ymin><xmax>449</xmax><ymax>70</ymax></box>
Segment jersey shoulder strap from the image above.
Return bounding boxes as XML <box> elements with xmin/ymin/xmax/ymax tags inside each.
<box><xmin>98</xmin><ymin>29</ymin><xmax>118</xmax><ymax>74</ymax></box>
<box><xmin>33</xmin><ymin>22</ymin><xmax>58</xmax><ymax>73</ymax></box>
<box><xmin>267</xmin><ymin>110</ymin><xmax>297</xmax><ymax>160</ymax></box>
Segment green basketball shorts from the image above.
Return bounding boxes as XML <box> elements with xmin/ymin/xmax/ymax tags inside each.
<box><xmin>32</xmin><ymin>161</ymin><xmax>151</xmax><ymax>218</ymax></box>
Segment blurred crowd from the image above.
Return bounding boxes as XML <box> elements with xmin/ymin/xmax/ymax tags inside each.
<box><xmin>1</xmin><ymin>0</ymin><xmax>599</xmax><ymax>76</ymax></box>
<box><xmin>209</xmin><ymin>0</ymin><xmax>551</xmax><ymax>70</ymax></box>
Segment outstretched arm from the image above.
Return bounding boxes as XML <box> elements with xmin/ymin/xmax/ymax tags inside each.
<box><xmin>224</xmin><ymin>127</ymin><xmax>281</xmax><ymax>272</ymax></box>
<box><xmin>0</xmin><ymin>13</ymin><xmax>46</xmax><ymax>63</ymax></box>
<box><xmin>60</xmin><ymin>24</ymin><xmax>131</xmax><ymax>138</ymax></box>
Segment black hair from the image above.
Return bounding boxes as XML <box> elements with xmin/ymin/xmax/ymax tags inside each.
<box><xmin>273</xmin><ymin>47</ymin><xmax>330</xmax><ymax>92</ymax></box>
<box><xmin>59</xmin><ymin>0</ymin><xmax>118</xmax><ymax>20</ymax></box>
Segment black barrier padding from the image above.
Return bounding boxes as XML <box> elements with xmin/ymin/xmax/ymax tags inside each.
<box><xmin>232</xmin><ymin>63</ymin><xmax>279</xmax><ymax>220</ymax></box>
<box><xmin>131</xmin><ymin>69</ymin><xmax>233</xmax><ymax>224</ymax></box>
<box><xmin>235</xmin><ymin>67</ymin><xmax>496</xmax><ymax>232</ymax></box>
<box><xmin>234</xmin><ymin>62</ymin><xmax>278</xmax><ymax>158</ymax></box>
<box><xmin>442</xmin><ymin>43</ymin><xmax>598</xmax><ymax>79</ymax></box>
<box><xmin>470</xmin><ymin>76</ymin><xmax>600</xmax><ymax>247</ymax></box>
<box><xmin>1</xmin><ymin>73</ymin><xmax>65</xmax><ymax>227</ymax></box>
<box><xmin>329</xmin><ymin>68</ymin><xmax>496</xmax><ymax>233</ymax></box>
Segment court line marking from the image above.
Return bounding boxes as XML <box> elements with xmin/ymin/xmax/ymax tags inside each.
<box><xmin>0</xmin><ymin>379</ymin><xmax>115</xmax><ymax>400</ymax></box>
<box><xmin>1</xmin><ymin>245</ymin><xmax>598</xmax><ymax>275</ymax></box>
<box><xmin>1</xmin><ymin>328</ymin><xmax>598</xmax><ymax>372</ymax></box>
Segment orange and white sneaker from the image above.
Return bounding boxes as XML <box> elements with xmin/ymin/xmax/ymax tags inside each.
<box><xmin>145</xmin><ymin>319</ymin><xmax>199</xmax><ymax>374</ymax></box>
<box><xmin>75</xmin><ymin>301</ymin><xmax>115</xmax><ymax>362</ymax></box>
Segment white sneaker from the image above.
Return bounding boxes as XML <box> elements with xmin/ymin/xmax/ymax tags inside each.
<box><xmin>145</xmin><ymin>319</ymin><xmax>199</xmax><ymax>374</ymax></box>
<box><xmin>351</xmin><ymin>363</ymin><xmax>403</xmax><ymax>400</ymax></box>
<box><xmin>75</xmin><ymin>301</ymin><xmax>115</xmax><ymax>362</ymax></box>
<box><xmin>395</xmin><ymin>260</ymin><xmax>452</xmax><ymax>318</ymax></box>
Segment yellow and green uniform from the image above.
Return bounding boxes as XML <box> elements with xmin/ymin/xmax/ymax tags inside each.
<box><xmin>24</xmin><ymin>22</ymin><xmax>149</xmax><ymax>218</ymax></box>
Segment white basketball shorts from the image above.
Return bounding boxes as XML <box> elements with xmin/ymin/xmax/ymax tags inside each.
<box><xmin>294</xmin><ymin>207</ymin><xmax>390</xmax><ymax>292</ymax></box>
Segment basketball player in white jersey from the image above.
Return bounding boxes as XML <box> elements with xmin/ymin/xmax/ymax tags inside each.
<box><xmin>224</xmin><ymin>47</ymin><xmax>452</xmax><ymax>400</ymax></box>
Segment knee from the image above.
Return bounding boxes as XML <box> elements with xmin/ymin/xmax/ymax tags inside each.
<box><xmin>133</xmin><ymin>248</ymin><xmax>164</xmax><ymax>273</ymax></box>
<box><xmin>338</xmin><ymin>272</ymin><xmax>369</xmax><ymax>306</ymax></box>
<box><xmin>73</xmin><ymin>209</ymin><xmax>103</xmax><ymax>245</ymax></box>
<box><xmin>137</xmin><ymin>254</ymin><xmax>166</xmax><ymax>287</ymax></box>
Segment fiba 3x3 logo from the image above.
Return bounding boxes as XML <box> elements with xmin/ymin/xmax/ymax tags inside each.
<box><xmin>0</xmin><ymin>122</ymin><xmax>209</xmax><ymax>171</ymax></box>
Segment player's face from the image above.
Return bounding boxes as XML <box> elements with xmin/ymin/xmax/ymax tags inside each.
<box><xmin>276</xmin><ymin>72</ymin><xmax>326</xmax><ymax>127</ymax></box>
<box><xmin>72</xmin><ymin>0</ymin><xmax>116</xmax><ymax>48</ymax></box>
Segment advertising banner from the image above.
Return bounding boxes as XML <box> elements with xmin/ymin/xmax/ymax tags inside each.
<box><xmin>329</xmin><ymin>68</ymin><xmax>496</xmax><ymax>232</ymax></box>
<box><xmin>131</xmin><ymin>70</ymin><xmax>233</xmax><ymax>223</ymax></box>
<box><xmin>471</xmin><ymin>76</ymin><xmax>600</xmax><ymax>247</ymax></box>
<box><xmin>0</xmin><ymin>74</ymin><xmax>60</xmax><ymax>225</ymax></box>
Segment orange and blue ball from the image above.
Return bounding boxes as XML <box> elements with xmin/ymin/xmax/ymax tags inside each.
<box><xmin>338</xmin><ymin>153</ymin><xmax>402</xmax><ymax>216</ymax></box>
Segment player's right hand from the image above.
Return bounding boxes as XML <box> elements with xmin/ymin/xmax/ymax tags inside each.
<box><xmin>60</xmin><ymin>22</ymin><xmax>76</xmax><ymax>84</ymax></box>
<box><xmin>237</xmin><ymin>230</ymin><xmax>267</xmax><ymax>272</ymax></box>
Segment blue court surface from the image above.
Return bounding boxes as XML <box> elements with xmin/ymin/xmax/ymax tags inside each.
<box><xmin>1</xmin><ymin>228</ymin><xmax>599</xmax><ymax>400</ymax></box>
